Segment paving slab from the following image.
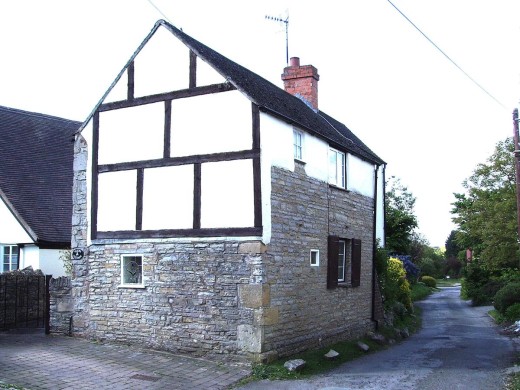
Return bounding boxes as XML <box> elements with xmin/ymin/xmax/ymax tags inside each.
<box><xmin>0</xmin><ymin>331</ymin><xmax>250</xmax><ymax>389</ymax></box>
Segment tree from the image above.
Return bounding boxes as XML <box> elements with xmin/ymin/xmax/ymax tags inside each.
<box><xmin>451</xmin><ymin>137</ymin><xmax>519</xmax><ymax>270</ymax></box>
<box><xmin>385</xmin><ymin>176</ymin><xmax>418</xmax><ymax>254</ymax></box>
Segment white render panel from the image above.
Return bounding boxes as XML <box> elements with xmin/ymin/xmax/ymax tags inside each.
<box><xmin>171</xmin><ymin>90</ymin><xmax>252</xmax><ymax>156</ymax></box>
<box><xmin>98</xmin><ymin>103</ymin><xmax>164</xmax><ymax>164</ymax></box>
<box><xmin>134</xmin><ymin>26</ymin><xmax>190</xmax><ymax>97</ymax></box>
<box><xmin>97</xmin><ymin>170</ymin><xmax>137</xmax><ymax>231</ymax></box>
<box><xmin>197</xmin><ymin>57</ymin><xmax>227</xmax><ymax>86</ymax></box>
<box><xmin>0</xmin><ymin>197</ymin><xmax>32</xmax><ymax>244</ymax></box>
<box><xmin>142</xmin><ymin>165</ymin><xmax>193</xmax><ymax>230</ymax></box>
<box><xmin>260</xmin><ymin>113</ymin><xmax>294</xmax><ymax>172</ymax></box>
<box><xmin>302</xmin><ymin>132</ymin><xmax>329</xmax><ymax>181</ymax></box>
<box><xmin>348</xmin><ymin>154</ymin><xmax>375</xmax><ymax>198</ymax></box>
<box><xmin>201</xmin><ymin>160</ymin><xmax>253</xmax><ymax>228</ymax></box>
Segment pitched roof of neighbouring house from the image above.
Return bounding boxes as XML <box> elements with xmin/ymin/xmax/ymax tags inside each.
<box><xmin>83</xmin><ymin>20</ymin><xmax>384</xmax><ymax>165</ymax></box>
<box><xmin>0</xmin><ymin>106</ymin><xmax>80</xmax><ymax>246</ymax></box>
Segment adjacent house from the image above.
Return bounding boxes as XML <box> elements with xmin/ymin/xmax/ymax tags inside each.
<box><xmin>71</xmin><ymin>20</ymin><xmax>386</xmax><ymax>362</ymax></box>
<box><xmin>0</xmin><ymin>106</ymin><xmax>79</xmax><ymax>276</ymax></box>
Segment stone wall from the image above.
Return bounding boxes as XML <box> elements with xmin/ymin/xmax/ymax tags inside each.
<box><xmin>49</xmin><ymin>276</ymin><xmax>73</xmax><ymax>334</ymax></box>
<box><xmin>78</xmin><ymin>240</ymin><xmax>263</xmax><ymax>360</ymax></box>
<box><xmin>261</xmin><ymin>163</ymin><xmax>377</xmax><ymax>359</ymax></box>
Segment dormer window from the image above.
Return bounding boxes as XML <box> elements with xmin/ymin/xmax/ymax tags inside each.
<box><xmin>329</xmin><ymin>148</ymin><xmax>346</xmax><ymax>188</ymax></box>
<box><xmin>293</xmin><ymin>129</ymin><xmax>303</xmax><ymax>160</ymax></box>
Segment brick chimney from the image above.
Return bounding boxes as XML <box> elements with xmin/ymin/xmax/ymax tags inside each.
<box><xmin>281</xmin><ymin>57</ymin><xmax>320</xmax><ymax>110</ymax></box>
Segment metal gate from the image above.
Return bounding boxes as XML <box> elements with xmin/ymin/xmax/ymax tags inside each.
<box><xmin>0</xmin><ymin>273</ymin><xmax>51</xmax><ymax>333</ymax></box>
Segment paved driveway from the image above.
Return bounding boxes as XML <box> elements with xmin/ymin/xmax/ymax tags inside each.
<box><xmin>0</xmin><ymin>331</ymin><xmax>250</xmax><ymax>389</ymax></box>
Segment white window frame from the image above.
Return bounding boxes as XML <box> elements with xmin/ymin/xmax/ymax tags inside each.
<box><xmin>2</xmin><ymin>245</ymin><xmax>18</xmax><ymax>273</ymax></box>
<box><xmin>119</xmin><ymin>254</ymin><xmax>145</xmax><ymax>288</ymax></box>
<box><xmin>329</xmin><ymin>148</ymin><xmax>346</xmax><ymax>188</ymax></box>
<box><xmin>310</xmin><ymin>249</ymin><xmax>320</xmax><ymax>266</ymax></box>
<box><xmin>293</xmin><ymin>129</ymin><xmax>304</xmax><ymax>161</ymax></box>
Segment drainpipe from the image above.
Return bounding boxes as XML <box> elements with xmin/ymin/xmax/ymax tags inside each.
<box><xmin>371</xmin><ymin>164</ymin><xmax>379</xmax><ymax>326</ymax></box>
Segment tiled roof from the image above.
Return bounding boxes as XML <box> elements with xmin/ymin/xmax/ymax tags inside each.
<box><xmin>0</xmin><ymin>106</ymin><xmax>80</xmax><ymax>246</ymax></box>
<box><xmin>160</xmin><ymin>21</ymin><xmax>384</xmax><ymax>165</ymax></box>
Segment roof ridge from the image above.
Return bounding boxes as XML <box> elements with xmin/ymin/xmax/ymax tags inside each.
<box><xmin>0</xmin><ymin>105</ymin><xmax>81</xmax><ymax>124</ymax></box>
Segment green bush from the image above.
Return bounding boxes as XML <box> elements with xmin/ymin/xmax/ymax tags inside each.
<box><xmin>385</xmin><ymin>257</ymin><xmax>413</xmax><ymax>312</ymax></box>
<box><xmin>420</xmin><ymin>276</ymin><xmax>436</xmax><ymax>288</ymax></box>
<box><xmin>494</xmin><ymin>282</ymin><xmax>520</xmax><ymax>314</ymax></box>
<box><xmin>505</xmin><ymin>303</ymin><xmax>520</xmax><ymax>322</ymax></box>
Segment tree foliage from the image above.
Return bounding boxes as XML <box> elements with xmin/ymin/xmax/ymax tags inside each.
<box><xmin>451</xmin><ymin>137</ymin><xmax>519</xmax><ymax>270</ymax></box>
<box><xmin>385</xmin><ymin>176</ymin><xmax>418</xmax><ymax>254</ymax></box>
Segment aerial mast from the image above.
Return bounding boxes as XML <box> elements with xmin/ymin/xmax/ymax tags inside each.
<box><xmin>265</xmin><ymin>14</ymin><xmax>289</xmax><ymax>65</ymax></box>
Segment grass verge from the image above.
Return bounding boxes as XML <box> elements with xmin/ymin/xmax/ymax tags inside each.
<box><xmin>435</xmin><ymin>278</ymin><xmax>462</xmax><ymax>287</ymax></box>
<box><xmin>411</xmin><ymin>283</ymin><xmax>435</xmax><ymax>302</ymax></box>
<box><xmin>236</xmin><ymin>307</ymin><xmax>422</xmax><ymax>386</ymax></box>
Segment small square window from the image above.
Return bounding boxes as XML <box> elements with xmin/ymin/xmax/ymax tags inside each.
<box><xmin>310</xmin><ymin>249</ymin><xmax>320</xmax><ymax>266</ymax></box>
<box><xmin>293</xmin><ymin>129</ymin><xmax>303</xmax><ymax>160</ymax></box>
<box><xmin>120</xmin><ymin>255</ymin><xmax>144</xmax><ymax>287</ymax></box>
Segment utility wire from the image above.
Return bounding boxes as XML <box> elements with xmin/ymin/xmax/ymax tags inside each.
<box><xmin>146</xmin><ymin>0</ymin><xmax>172</xmax><ymax>23</ymax></box>
<box><xmin>387</xmin><ymin>0</ymin><xmax>507</xmax><ymax>110</ymax></box>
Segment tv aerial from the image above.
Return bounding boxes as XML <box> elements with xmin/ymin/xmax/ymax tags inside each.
<box><xmin>265</xmin><ymin>14</ymin><xmax>289</xmax><ymax>65</ymax></box>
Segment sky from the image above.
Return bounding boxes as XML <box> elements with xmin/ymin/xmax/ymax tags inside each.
<box><xmin>1</xmin><ymin>0</ymin><xmax>520</xmax><ymax>248</ymax></box>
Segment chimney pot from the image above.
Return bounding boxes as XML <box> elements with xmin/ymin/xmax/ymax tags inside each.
<box><xmin>290</xmin><ymin>57</ymin><xmax>300</xmax><ymax>67</ymax></box>
<box><xmin>282</xmin><ymin>57</ymin><xmax>320</xmax><ymax>110</ymax></box>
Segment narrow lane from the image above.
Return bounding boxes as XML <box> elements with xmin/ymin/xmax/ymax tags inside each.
<box><xmin>240</xmin><ymin>286</ymin><xmax>517</xmax><ymax>390</ymax></box>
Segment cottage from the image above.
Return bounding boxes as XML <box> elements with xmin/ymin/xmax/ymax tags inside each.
<box><xmin>0</xmin><ymin>106</ymin><xmax>79</xmax><ymax>276</ymax></box>
<box><xmin>71</xmin><ymin>20</ymin><xmax>386</xmax><ymax>362</ymax></box>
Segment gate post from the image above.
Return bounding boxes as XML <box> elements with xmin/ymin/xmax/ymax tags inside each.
<box><xmin>45</xmin><ymin>275</ymin><xmax>52</xmax><ymax>335</ymax></box>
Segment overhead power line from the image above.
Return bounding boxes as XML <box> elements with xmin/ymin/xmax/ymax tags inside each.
<box><xmin>387</xmin><ymin>0</ymin><xmax>506</xmax><ymax>110</ymax></box>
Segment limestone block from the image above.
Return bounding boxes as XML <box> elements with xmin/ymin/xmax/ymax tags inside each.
<box><xmin>238</xmin><ymin>284</ymin><xmax>270</xmax><ymax>308</ymax></box>
<box><xmin>57</xmin><ymin>299</ymin><xmax>74</xmax><ymax>313</ymax></box>
<box><xmin>238</xmin><ymin>242</ymin><xmax>267</xmax><ymax>254</ymax></box>
<box><xmin>253</xmin><ymin>307</ymin><xmax>279</xmax><ymax>326</ymax></box>
<box><xmin>284</xmin><ymin>359</ymin><xmax>306</xmax><ymax>372</ymax></box>
<box><xmin>237</xmin><ymin>324</ymin><xmax>263</xmax><ymax>353</ymax></box>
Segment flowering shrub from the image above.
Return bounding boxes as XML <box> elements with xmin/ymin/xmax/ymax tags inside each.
<box><xmin>385</xmin><ymin>257</ymin><xmax>413</xmax><ymax>312</ymax></box>
<box><xmin>394</xmin><ymin>255</ymin><xmax>420</xmax><ymax>282</ymax></box>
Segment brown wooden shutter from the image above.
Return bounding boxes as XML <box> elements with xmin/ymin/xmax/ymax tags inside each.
<box><xmin>327</xmin><ymin>235</ymin><xmax>339</xmax><ymax>289</ymax></box>
<box><xmin>351</xmin><ymin>239</ymin><xmax>361</xmax><ymax>287</ymax></box>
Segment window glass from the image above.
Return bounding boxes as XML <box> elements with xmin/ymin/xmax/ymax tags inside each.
<box><xmin>329</xmin><ymin>148</ymin><xmax>346</xmax><ymax>188</ymax></box>
<box><xmin>121</xmin><ymin>255</ymin><xmax>143</xmax><ymax>286</ymax></box>
<box><xmin>338</xmin><ymin>240</ymin><xmax>346</xmax><ymax>282</ymax></box>
<box><xmin>310</xmin><ymin>249</ymin><xmax>319</xmax><ymax>266</ymax></box>
<box><xmin>2</xmin><ymin>245</ymin><xmax>18</xmax><ymax>273</ymax></box>
<box><xmin>293</xmin><ymin>129</ymin><xmax>303</xmax><ymax>160</ymax></box>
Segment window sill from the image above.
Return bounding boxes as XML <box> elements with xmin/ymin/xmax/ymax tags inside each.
<box><xmin>337</xmin><ymin>282</ymin><xmax>352</xmax><ymax>288</ymax></box>
<box><xmin>118</xmin><ymin>284</ymin><xmax>146</xmax><ymax>289</ymax></box>
<box><xmin>328</xmin><ymin>184</ymin><xmax>350</xmax><ymax>193</ymax></box>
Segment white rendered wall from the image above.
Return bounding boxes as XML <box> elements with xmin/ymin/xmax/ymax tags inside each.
<box><xmin>260</xmin><ymin>112</ymin><xmax>376</xmax><ymax>197</ymax></box>
<box><xmin>95</xmin><ymin>90</ymin><xmax>255</xmax><ymax>233</ymax></box>
<box><xmin>0</xmin><ymin>197</ymin><xmax>32</xmax><ymax>244</ymax></box>
<box><xmin>39</xmin><ymin>248</ymin><xmax>66</xmax><ymax>277</ymax></box>
<box><xmin>19</xmin><ymin>245</ymin><xmax>39</xmax><ymax>271</ymax></box>
<box><xmin>348</xmin><ymin>154</ymin><xmax>375</xmax><ymax>198</ymax></box>
<box><xmin>376</xmin><ymin>165</ymin><xmax>385</xmax><ymax>247</ymax></box>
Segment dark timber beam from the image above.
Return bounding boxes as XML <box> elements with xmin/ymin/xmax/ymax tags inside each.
<box><xmin>98</xmin><ymin>83</ymin><xmax>236</xmax><ymax>112</ymax></box>
<box><xmin>98</xmin><ymin>149</ymin><xmax>259</xmax><ymax>173</ymax></box>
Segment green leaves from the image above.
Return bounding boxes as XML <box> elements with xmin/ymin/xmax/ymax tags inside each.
<box><xmin>451</xmin><ymin>137</ymin><xmax>519</xmax><ymax>270</ymax></box>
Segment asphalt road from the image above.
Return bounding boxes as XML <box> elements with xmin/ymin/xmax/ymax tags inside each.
<box><xmin>239</xmin><ymin>286</ymin><xmax>518</xmax><ymax>390</ymax></box>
